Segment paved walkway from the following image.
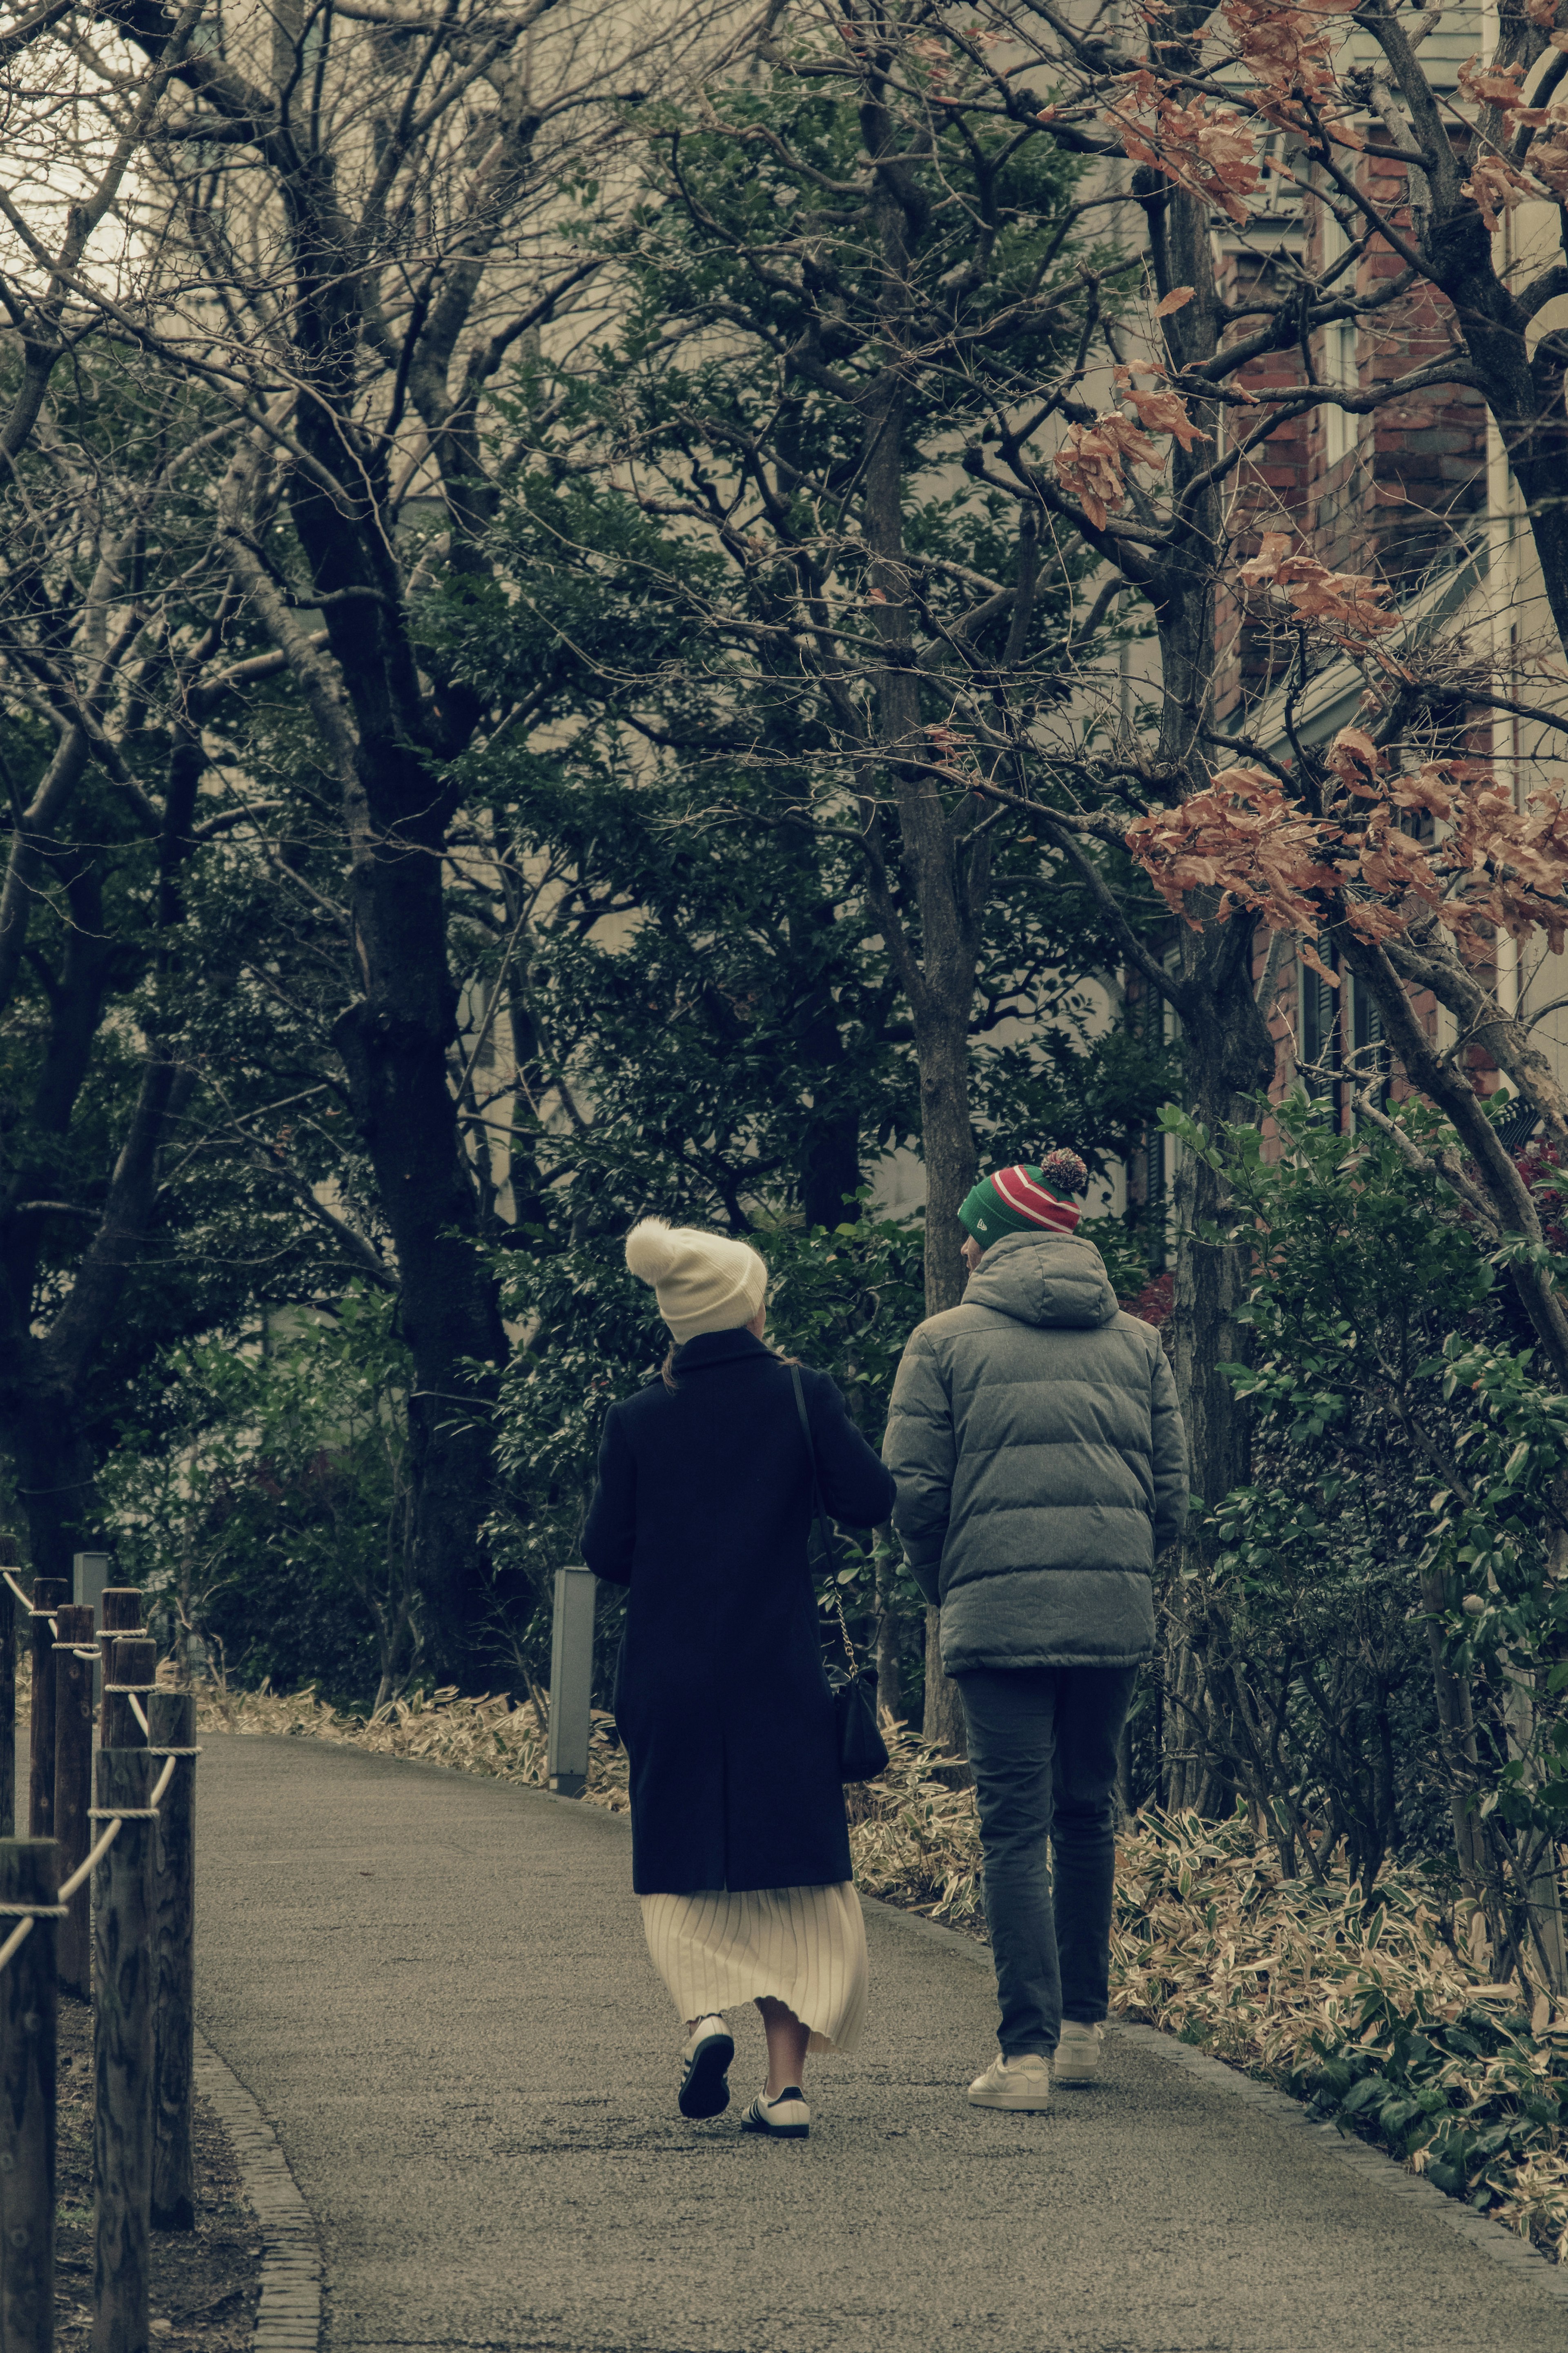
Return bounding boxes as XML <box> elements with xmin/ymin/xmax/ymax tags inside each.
<box><xmin>192</xmin><ymin>1732</ymin><xmax>1568</xmax><ymax>2353</ymax></box>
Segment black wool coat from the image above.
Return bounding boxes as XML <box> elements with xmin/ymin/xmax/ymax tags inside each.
<box><xmin>581</xmin><ymin>1327</ymin><xmax>896</xmax><ymax>1896</ymax></box>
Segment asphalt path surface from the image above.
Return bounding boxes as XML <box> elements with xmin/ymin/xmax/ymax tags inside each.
<box><xmin>189</xmin><ymin>1731</ymin><xmax>1568</xmax><ymax>2353</ymax></box>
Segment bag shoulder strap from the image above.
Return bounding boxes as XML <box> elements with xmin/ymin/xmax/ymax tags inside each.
<box><xmin>789</xmin><ymin>1363</ymin><xmax>857</xmax><ymax>1672</ymax></box>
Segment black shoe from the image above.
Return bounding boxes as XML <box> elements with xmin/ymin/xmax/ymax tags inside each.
<box><xmin>739</xmin><ymin>2086</ymin><xmax>810</xmax><ymax>2139</ymax></box>
<box><xmin>678</xmin><ymin>2017</ymin><xmax>735</xmax><ymax>2119</ymax></box>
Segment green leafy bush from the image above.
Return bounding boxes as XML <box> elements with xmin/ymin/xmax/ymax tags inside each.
<box><xmin>103</xmin><ymin>1289</ymin><xmax>420</xmax><ymax>1709</ymax></box>
<box><xmin>1162</xmin><ymin>1090</ymin><xmax>1568</xmax><ymax>1981</ymax></box>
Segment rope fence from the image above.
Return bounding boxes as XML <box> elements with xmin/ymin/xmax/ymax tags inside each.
<box><xmin>0</xmin><ymin>1559</ymin><xmax>199</xmax><ymax>2353</ymax></box>
<box><xmin>3</xmin><ymin>1562</ymin><xmax>56</xmax><ymax>1631</ymax></box>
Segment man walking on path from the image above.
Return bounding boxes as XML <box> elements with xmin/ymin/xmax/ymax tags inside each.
<box><xmin>882</xmin><ymin>1152</ymin><xmax>1187</xmax><ymax>2112</ymax></box>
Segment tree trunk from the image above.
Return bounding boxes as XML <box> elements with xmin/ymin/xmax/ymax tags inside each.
<box><xmin>10</xmin><ymin>1386</ymin><xmax>100</xmax><ymax>1589</ymax></box>
<box><xmin>1134</xmin><ymin>148</ymin><xmax>1277</xmax><ymax>1810</ymax></box>
<box><xmin>1421</xmin><ymin>1572</ymin><xmax>1486</xmax><ymax>1893</ymax></box>
<box><xmin>1502</xmin><ymin>1665</ymin><xmax>1568</xmax><ymax>1993</ymax></box>
<box><xmin>286</xmin><ymin>442</ymin><xmax>512</xmax><ymax>1692</ymax></box>
<box><xmin>873</xmin><ymin>1528</ymin><xmax>902</xmax><ymax>1724</ymax></box>
<box><xmin>334</xmin><ymin>959</ymin><xmax>508</xmax><ymax>1688</ymax></box>
<box><xmin>913</xmin><ymin>998</ymin><xmax>977</xmax><ymax>1760</ymax></box>
<box><xmin>800</xmin><ymin>1111</ymin><xmax>864</xmax><ymax>1236</ymax></box>
<box><xmin>790</xmin><ymin>887</ymin><xmax>865</xmax><ymax>1231</ymax></box>
<box><xmin>857</xmin><ymin>170</ymin><xmax>981</xmax><ymax>1756</ymax></box>
<box><xmin>1162</xmin><ymin>923</ymin><xmax>1276</xmax><ymax>1808</ymax></box>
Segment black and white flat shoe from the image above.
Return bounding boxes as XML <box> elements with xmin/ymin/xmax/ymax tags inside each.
<box><xmin>739</xmin><ymin>2086</ymin><xmax>810</xmax><ymax>2139</ymax></box>
<box><xmin>678</xmin><ymin>2016</ymin><xmax>735</xmax><ymax>2119</ymax></box>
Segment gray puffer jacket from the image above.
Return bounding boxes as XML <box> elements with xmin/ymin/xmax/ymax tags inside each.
<box><xmin>882</xmin><ymin>1231</ymin><xmax>1187</xmax><ymax>1673</ymax></box>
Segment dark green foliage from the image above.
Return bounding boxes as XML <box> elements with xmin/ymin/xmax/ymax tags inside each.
<box><xmin>105</xmin><ymin>1291</ymin><xmax>419</xmax><ymax>1711</ymax></box>
<box><xmin>1304</xmin><ymin>1984</ymin><xmax>1568</xmax><ymax>2214</ymax></box>
<box><xmin>1166</xmin><ymin>1092</ymin><xmax>1568</xmax><ymax>1977</ymax></box>
<box><xmin>430</xmin><ymin>44</ymin><xmax>1175</xmax><ymax>1245</ymax></box>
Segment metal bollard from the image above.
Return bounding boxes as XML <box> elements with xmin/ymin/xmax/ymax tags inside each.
<box><xmin>93</xmin><ymin>1747</ymin><xmax>156</xmax><ymax>2353</ymax></box>
<box><xmin>0</xmin><ymin>1537</ymin><xmax>18</xmax><ymax>1841</ymax></box>
<box><xmin>546</xmin><ymin>1567</ymin><xmax>596</xmax><ymax>1798</ymax></box>
<box><xmin>54</xmin><ymin>1602</ymin><xmax>96</xmax><ymax>1998</ymax></box>
<box><xmin>148</xmin><ymin>1688</ymin><xmax>196</xmax><ymax>2231</ymax></box>
<box><xmin>0</xmin><ymin>1838</ymin><xmax>58</xmax><ymax>2351</ymax></box>
<box><xmin>0</xmin><ymin>1564</ymin><xmax>12</xmax><ymax>1842</ymax></box>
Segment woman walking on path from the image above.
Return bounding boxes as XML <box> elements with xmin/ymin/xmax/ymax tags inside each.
<box><xmin>583</xmin><ymin>1218</ymin><xmax>895</xmax><ymax>2140</ymax></box>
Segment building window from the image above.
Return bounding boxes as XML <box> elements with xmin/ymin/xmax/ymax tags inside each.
<box><xmin>1319</xmin><ymin>193</ymin><xmax>1358</xmax><ymax>468</ymax></box>
<box><xmin>1324</xmin><ymin>319</ymin><xmax>1358</xmax><ymax>466</ymax></box>
<box><xmin>1298</xmin><ymin>944</ymin><xmax>1341</xmax><ymax>1102</ymax></box>
<box><xmin>1350</xmin><ymin>971</ymin><xmax>1392</xmax><ymax>1119</ymax></box>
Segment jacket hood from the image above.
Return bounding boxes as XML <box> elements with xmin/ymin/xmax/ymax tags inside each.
<box><xmin>963</xmin><ymin>1230</ymin><xmax>1120</xmax><ymax>1331</ymax></box>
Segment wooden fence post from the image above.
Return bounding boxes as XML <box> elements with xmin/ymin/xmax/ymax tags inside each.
<box><xmin>53</xmin><ymin>1602</ymin><xmax>96</xmax><ymax>2000</ymax></box>
<box><xmin>75</xmin><ymin>1558</ymin><xmax>111</xmax><ymax>1713</ymax></box>
<box><xmin>0</xmin><ymin>1839</ymin><xmax>58</xmax><ymax>2353</ymax></box>
<box><xmin>93</xmin><ymin>1747</ymin><xmax>155</xmax><ymax>2353</ymax></box>
<box><xmin>98</xmin><ymin>1593</ymin><xmax>143</xmax><ymax>1747</ymax></box>
<box><xmin>147</xmin><ymin>1689</ymin><xmax>195</xmax><ymax>2233</ymax></box>
<box><xmin>27</xmin><ymin>1577</ymin><xmax>69</xmax><ymax>1841</ymax></box>
<box><xmin>102</xmin><ymin>1638</ymin><xmax>153</xmax><ymax>1755</ymax></box>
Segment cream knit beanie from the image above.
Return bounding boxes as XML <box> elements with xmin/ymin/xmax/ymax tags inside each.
<box><xmin>624</xmin><ymin>1218</ymin><xmax>768</xmax><ymax>1343</ymax></box>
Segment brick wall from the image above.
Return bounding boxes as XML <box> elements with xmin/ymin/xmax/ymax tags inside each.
<box><xmin>1212</xmin><ymin>152</ymin><xmax>1488</xmax><ymax>730</ymax></box>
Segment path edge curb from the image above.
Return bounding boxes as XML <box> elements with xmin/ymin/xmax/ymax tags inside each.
<box><xmin>194</xmin><ymin>2028</ymin><xmax>323</xmax><ymax>2350</ymax></box>
<box><xmin>861</xmin><ymin>1893</ymin><xmax>1568</xmax><ymax>2304</ymax></box>
<box><xmin>209</xmin><ymin>1742</ymin><xmax>1568</xmax><ymax>2309</ymax></box>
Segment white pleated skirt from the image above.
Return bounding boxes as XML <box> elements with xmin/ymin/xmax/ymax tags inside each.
<box><xmin>640</xmin><ymin>1881</ymin><xmax>869</xmax><ymax>2054</ymax></box>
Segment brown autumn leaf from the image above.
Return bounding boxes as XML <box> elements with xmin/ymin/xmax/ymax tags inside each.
<box><xmin>1108</xmin><ymin>76</ymin><xmax>1265</xmax><ymax>223</ymax></box>
<box><xmin>1123</xmin><ymin>386</ymin><xmax>1210</xmax><ymax>450</ymax></box>
<box><xmin>1458</xmin><ymin>54</ymin><xmax>1527</xmax><ymax>106</ymax></box>
<box><xmin>1464</xmin><ymin>153</ymin><xmax>1539</xmax><ymax>230</ymax></box>
<box><xmin>1155</xmin><ymin>285</ymin><xmax>1195</xmax><ymax>314</ymax></box>
<box><xmin>1219</xmin><ymin>0</ymin><xmax>1356</xmax><ymax>129</ymax></box>
<box><xmin>1326</xmin><ymin>726</ymin><xmax>1381</xmax><ymax>786</ymax></box>
<box><xmin>1126</xmin><ymin>756</ymin><xmax>1568</xmax><ymax>975</ymax></box>
<box><xmin>1238</xmin><ymin>530</ymin><xmax>1295</xmax><ymax>585</ymax></box>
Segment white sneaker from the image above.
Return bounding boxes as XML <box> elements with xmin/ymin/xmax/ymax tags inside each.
<box><xmin>677</xmin><ymin>2015</ymin><xmax>734</xmax><ymax>2119</ymax></box>
<box><xmin>1054</xmin><ymin>2021</ymin><xmax>1105</xmax><ymax>2085</ymax></box>
<box><xmin>967</xmin><ymin>2052</ymin><xmax>1052</xmax><ymax>2111</ymax></box>
<box><xmin>740</xmin><ymin>2085</ymin><xmax>810</xmax><ymax>2139</ymax></box>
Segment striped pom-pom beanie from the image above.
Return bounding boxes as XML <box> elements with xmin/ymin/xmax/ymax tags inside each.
<box><xmin>958</xmin><ymin>1151</ymin><xmax>1088</xmax><ymax>1247</ymax></box>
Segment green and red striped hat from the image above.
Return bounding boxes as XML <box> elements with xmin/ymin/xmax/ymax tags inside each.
<box><xmin>958</xmin><ymin>1151</ymin><xmax>1087</xmax><ymax>1248</ymax></box>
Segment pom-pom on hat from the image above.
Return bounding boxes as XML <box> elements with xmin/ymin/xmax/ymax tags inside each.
<box><xmin>958</xmin><ymin>1153</ymin><xmax>1087</xmax><ymax>1248</ymax></box>
<box><xmin>625</xmin><ymin>1218</ymin><xmax>768</xmax><ymax>1344</ymax></box>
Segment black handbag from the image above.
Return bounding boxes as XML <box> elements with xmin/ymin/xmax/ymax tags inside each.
<box><xmin>790</xmin><ymin>1363</ymin><xmax>891</xmax><ymax>1784</ymax></box>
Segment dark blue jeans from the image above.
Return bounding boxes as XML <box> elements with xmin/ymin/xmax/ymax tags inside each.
<box><xmin>955</xmin><ymin>1665</ymin><xmax>1138</xmax><ymax>2059</ymax></box>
